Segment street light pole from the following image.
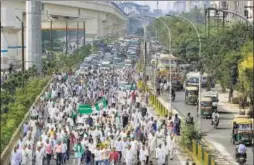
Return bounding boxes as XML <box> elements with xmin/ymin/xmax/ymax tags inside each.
<box><xmin>50</xmin><ymin>19</ymin><xmax>53</xmax><ymax>57</ymax></box>
<box><xmin>77</xmin><ymin>21</ymin><xmax>79</xmax><ymax>50</ymax></box>
<box><xmin>144</xmin><ymin>16</ymin><xmax>172</xmax><ymax>114</ymax></box>
<box><xmin>143</xmin><ymin>25</ymin><xmax>147</xmax><ymax>86</ymax></box>
<box><xmin>65</xmin><ymin>21</ymin><xmax>68</xmax><ymax>55</ymax></box>
<box><xmin>83</xmin><ymin>21</ymin><xmax>86</xmax><ymax>46</ymax></box>
<box><xmin>166</xmin><ymin>14</ymin><xmax>202</xmax><ymax>131</ymax></box>
<box><xmin>16</xmin><ymin>16</ymin><xmax>25</xmax><ymax>73</ymax></box>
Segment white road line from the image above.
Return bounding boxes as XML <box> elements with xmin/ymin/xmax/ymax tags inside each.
<box><xmin>206</xmin><ymin>140</ymin><xmax>238</xmax><ymax>165</ymax></box>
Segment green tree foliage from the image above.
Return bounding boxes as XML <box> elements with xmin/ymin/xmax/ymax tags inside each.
<box><xmin>149</xmin><ymin>13</ymin><xmax>253</xmax><ymax>105</ymax></box>
<box><xmin>180</xmin><ymin>123</ymin><xmax>202</xmax><ymax>149</ymax></box>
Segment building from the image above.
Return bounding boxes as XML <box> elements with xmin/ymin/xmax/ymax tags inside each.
<box><xmin>245</xmin><ymin>1</ymin><xmax>253</xmax><ymax>21</ymax></box>
<box><xmin>186</xmin><ymin>1</ymin><xmax>203</xmax><ymax>12</ymax></box>
<box><xmin>173</xmin><ymin>1</ymin><xmax>186</xmax><ymax>13</ymax></box>
<box><xmin>209</xmin><ymin>1</ymin><xmax>253</xmax><ymax>22</ymax></box>
<box><xmin>153</xmin><ymin>9</ymin><xmax>163</xmax><ymax>17</ymax></box>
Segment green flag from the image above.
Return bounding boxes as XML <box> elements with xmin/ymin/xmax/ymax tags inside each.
<box><xmin>78</xmin><ymin>97</ymin><xmax>108</xmax><ymax>114</ymax></box>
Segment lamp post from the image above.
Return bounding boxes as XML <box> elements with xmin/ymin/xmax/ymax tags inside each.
<box><xmin>16</xmin><ymin>16</ymin><xmax>25</xmax><ymax>73</ymax></box>
<box><xmin>47</xmin><ymin>15</ymin><xmax>53</xmax><ymax>59</ymax></box>
<box><xmin>144</xmin><ymin>15</ymin><xmax>173</xmax><ymax>114</ymax></box>
<box><xmin>129</xmin><ymin>16</ymin><xmax>149</xmax><ymax>86</ymax></box>
<box><xmin>166</xmin><ymin>14</ymin><xmax>202</xmax><ymax>131</ymax></box>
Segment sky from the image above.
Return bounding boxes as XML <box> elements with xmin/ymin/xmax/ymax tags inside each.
<box><xmin>135</xmin><ymin>1</ymin><xmax>169</xmax><ymax>11</ymax></box>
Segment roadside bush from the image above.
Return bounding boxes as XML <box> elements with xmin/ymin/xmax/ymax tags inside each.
<box><xmin>0</xmin><ymin>76</ymin><xmax>50</xmax><ymax>152</ymax></box>
<box><xmin>180</xmin><ymin>123</ymin><xmax>202</xmax><ymax>150</ymax></box>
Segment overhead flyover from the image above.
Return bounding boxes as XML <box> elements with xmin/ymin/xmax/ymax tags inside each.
<box><xmin>1</xmin><ymin>1</ymin><xmax>128</xmax><ymax>70</ymax></box>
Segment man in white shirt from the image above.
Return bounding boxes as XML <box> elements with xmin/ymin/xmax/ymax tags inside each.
<box><xmin>94</xmin><ymin>146</ymin><xmax>102</xmax><ymax>165</ymax></box>
<box><xmin>167</xmin><ymin>135</ymin><xmax>176</xmax><ymax>160</ymax></box>
<box><xmin>124</xmin><ymin>145</ymin><xmax>134</xmax><ymax>165</ymax></box>
<box><xmin>156</xmin><ymin>144</ymin><xmax>166</xmax><ymax>165</ymax></box>
<box><xmin>139</xmin><ymin>145</ymin><xmax>148</xmax><ymax>165</ymax></box>
<box><xmin>115</xmin><ymin>138</ymin><xmax>122</xmax><ymax>162</ymax></box>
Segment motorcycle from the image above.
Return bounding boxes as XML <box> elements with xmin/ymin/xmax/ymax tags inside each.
<box><xmin>237</xmin><ymin>154</ymin><xmax>246</xmax><ymax>165</ymax></box>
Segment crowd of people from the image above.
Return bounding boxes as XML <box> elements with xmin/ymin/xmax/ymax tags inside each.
<box><xmin>10</xmin><ymin>59</ymin><xmax>182</xmax><ymax>165</ymax></box>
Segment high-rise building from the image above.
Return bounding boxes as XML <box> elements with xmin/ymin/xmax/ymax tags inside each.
<box><xmin>209</xmin><ymin>1</ymin><xmax>253</xmax><ymax>22</ymax></box>
<box><xmin>173</xmin><ymin>1</ymin><xmax>186</xmax><ymax>13</ymax></box>
<box><xmin>186</xmin><ymin>1</ymin><xmax>203</xmax><ymax>12</ymax></box>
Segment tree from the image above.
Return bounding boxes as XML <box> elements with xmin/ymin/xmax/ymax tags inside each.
<box><xmin>238</xmin><ymin>53</ymin><xmax>253</xmax><ymax>106</ymax></box>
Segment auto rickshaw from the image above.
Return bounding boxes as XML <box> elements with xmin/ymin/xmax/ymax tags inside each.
<box><xmin>184</xmin><ymin>86</ymin><xmax>198</xmax><ymax>105</ymax></box>
<box><xmin>231</xmin><ymin>115</ymin><xmax>253</xmax><ymax>145</ymax></box>
<box><xmin>202</xmin><ymin>91</ymin><xmax>219</xmax><ymax>111</ymax></box>
<box><xmin>199</xmin><ymin>97</ymin><xmax>213</xmax><ymax>119</ymax></box>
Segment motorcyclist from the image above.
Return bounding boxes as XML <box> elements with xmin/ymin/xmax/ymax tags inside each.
<box><xmin>235</xmin><ymin>141</ymin><xmax>247</xmax><ymax>160</ymax></box>
<box><xmin>211</xmin><ymin>110</ymin><xmax>219</xmax><ymax>125</ymax></box>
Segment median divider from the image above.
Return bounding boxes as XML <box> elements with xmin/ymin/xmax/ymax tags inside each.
<box><xmin>137</xmin><ymin>80</ymin><xmax>217</xmax><ymax>165</ymax></box>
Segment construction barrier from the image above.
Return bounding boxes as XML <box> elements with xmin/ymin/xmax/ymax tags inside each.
<box><xmin>137</xmin><ymin>80</ymin><xmax>217</xmax><ymax>165</ymax></box>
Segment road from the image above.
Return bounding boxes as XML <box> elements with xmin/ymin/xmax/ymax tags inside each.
<box><xmin>160</xmin><ymin>90</ymin><xmax>253</xmax><ymax>165</ymax></box>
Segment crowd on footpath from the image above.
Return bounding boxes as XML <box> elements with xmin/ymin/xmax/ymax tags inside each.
<box><xmin>10</xmin><ymin>63</ymin><xmax>183</xmax><ymax>165</ymax></box>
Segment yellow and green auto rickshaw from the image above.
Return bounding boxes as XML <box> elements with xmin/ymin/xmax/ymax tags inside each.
<box><xmin>184</xmin><ymin>86</ymin><xmax>198</xmax><ymax>105</ymax></box>
<box><xmin>231</xmin><ymin>115</ymin><xmax>253</xmax><ymax>145</ymax></box>
<box><xmin>200</xmin><ymin>97</ymin><xmax>213</xmax><ymax>119</ymax></box>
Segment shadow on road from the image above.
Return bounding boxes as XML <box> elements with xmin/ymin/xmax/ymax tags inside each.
<box><xmin>218</xmin><ymin>111</ymin><xmax>239</xmax><ymax>115</ymax></box>
<box><xmin>219</xmin><ymin>117</ymin><xmax>235</xmax><ymax>120</ymax></box>
<box><xmin>214</xmin><ymin>127</ymin><xmax>231</xmax><ymax>130</ymax></box>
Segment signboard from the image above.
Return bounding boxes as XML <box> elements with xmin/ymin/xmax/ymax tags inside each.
<box><xmin>78</xmin><ymin>97</ymin><xmax>107</xmax><ymax>114</ymax></box>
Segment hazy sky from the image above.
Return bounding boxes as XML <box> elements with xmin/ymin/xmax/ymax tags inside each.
<box><xmin>135</xmin><ymin>1</ymin><xmax>169</xmax><ymax>11</ymax></box>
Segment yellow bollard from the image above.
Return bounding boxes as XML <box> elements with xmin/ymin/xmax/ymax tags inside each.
<box><xmin>198</xmin><ymin>144</ymin><xmax>202</xmax><ymax>163</ymax></box>
<box><xmin>159</xmin><ymin>101</ymin><xmax>162</xmax><ymax>116</ymax></box>
<box><xmin>204</xmin><ymin>152</ymin><xmax>209</xmax><ymax>165</ymax></box>
<box><xmin>155</xmin><ymin>98</ymin><xmax>158</xmax><ymax>113</ymax></box>
<box><xmin>211</xmin><ymin>158</ymin><xmax>216</xmax><ymax>165</ymax></box>
<box><xmin>164</xmin><ymin>106</ymin><xmax>167</xmax><ymax>116</ymax></box>
<box><xmin>192</xmin><ymin>140</ymin><xmax>197</xmax><ymax>157</ymax></box>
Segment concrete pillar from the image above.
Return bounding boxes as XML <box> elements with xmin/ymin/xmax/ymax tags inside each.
<box><xmin>25</xmin><ymin>1</ymin><xmax>42</xmax><ymax>71</ymax></box>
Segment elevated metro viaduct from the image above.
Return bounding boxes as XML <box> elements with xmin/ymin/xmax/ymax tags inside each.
<box><xmin>1</xmin><ymin>1</ymin><xmax>127</xmax><ymax>70</ymax></box>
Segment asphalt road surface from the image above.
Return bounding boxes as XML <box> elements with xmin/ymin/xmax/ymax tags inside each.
<box><xmin>161</xmin><ymin>90</ymin><xmax>253</xmax><ymax>165</ymax></box>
